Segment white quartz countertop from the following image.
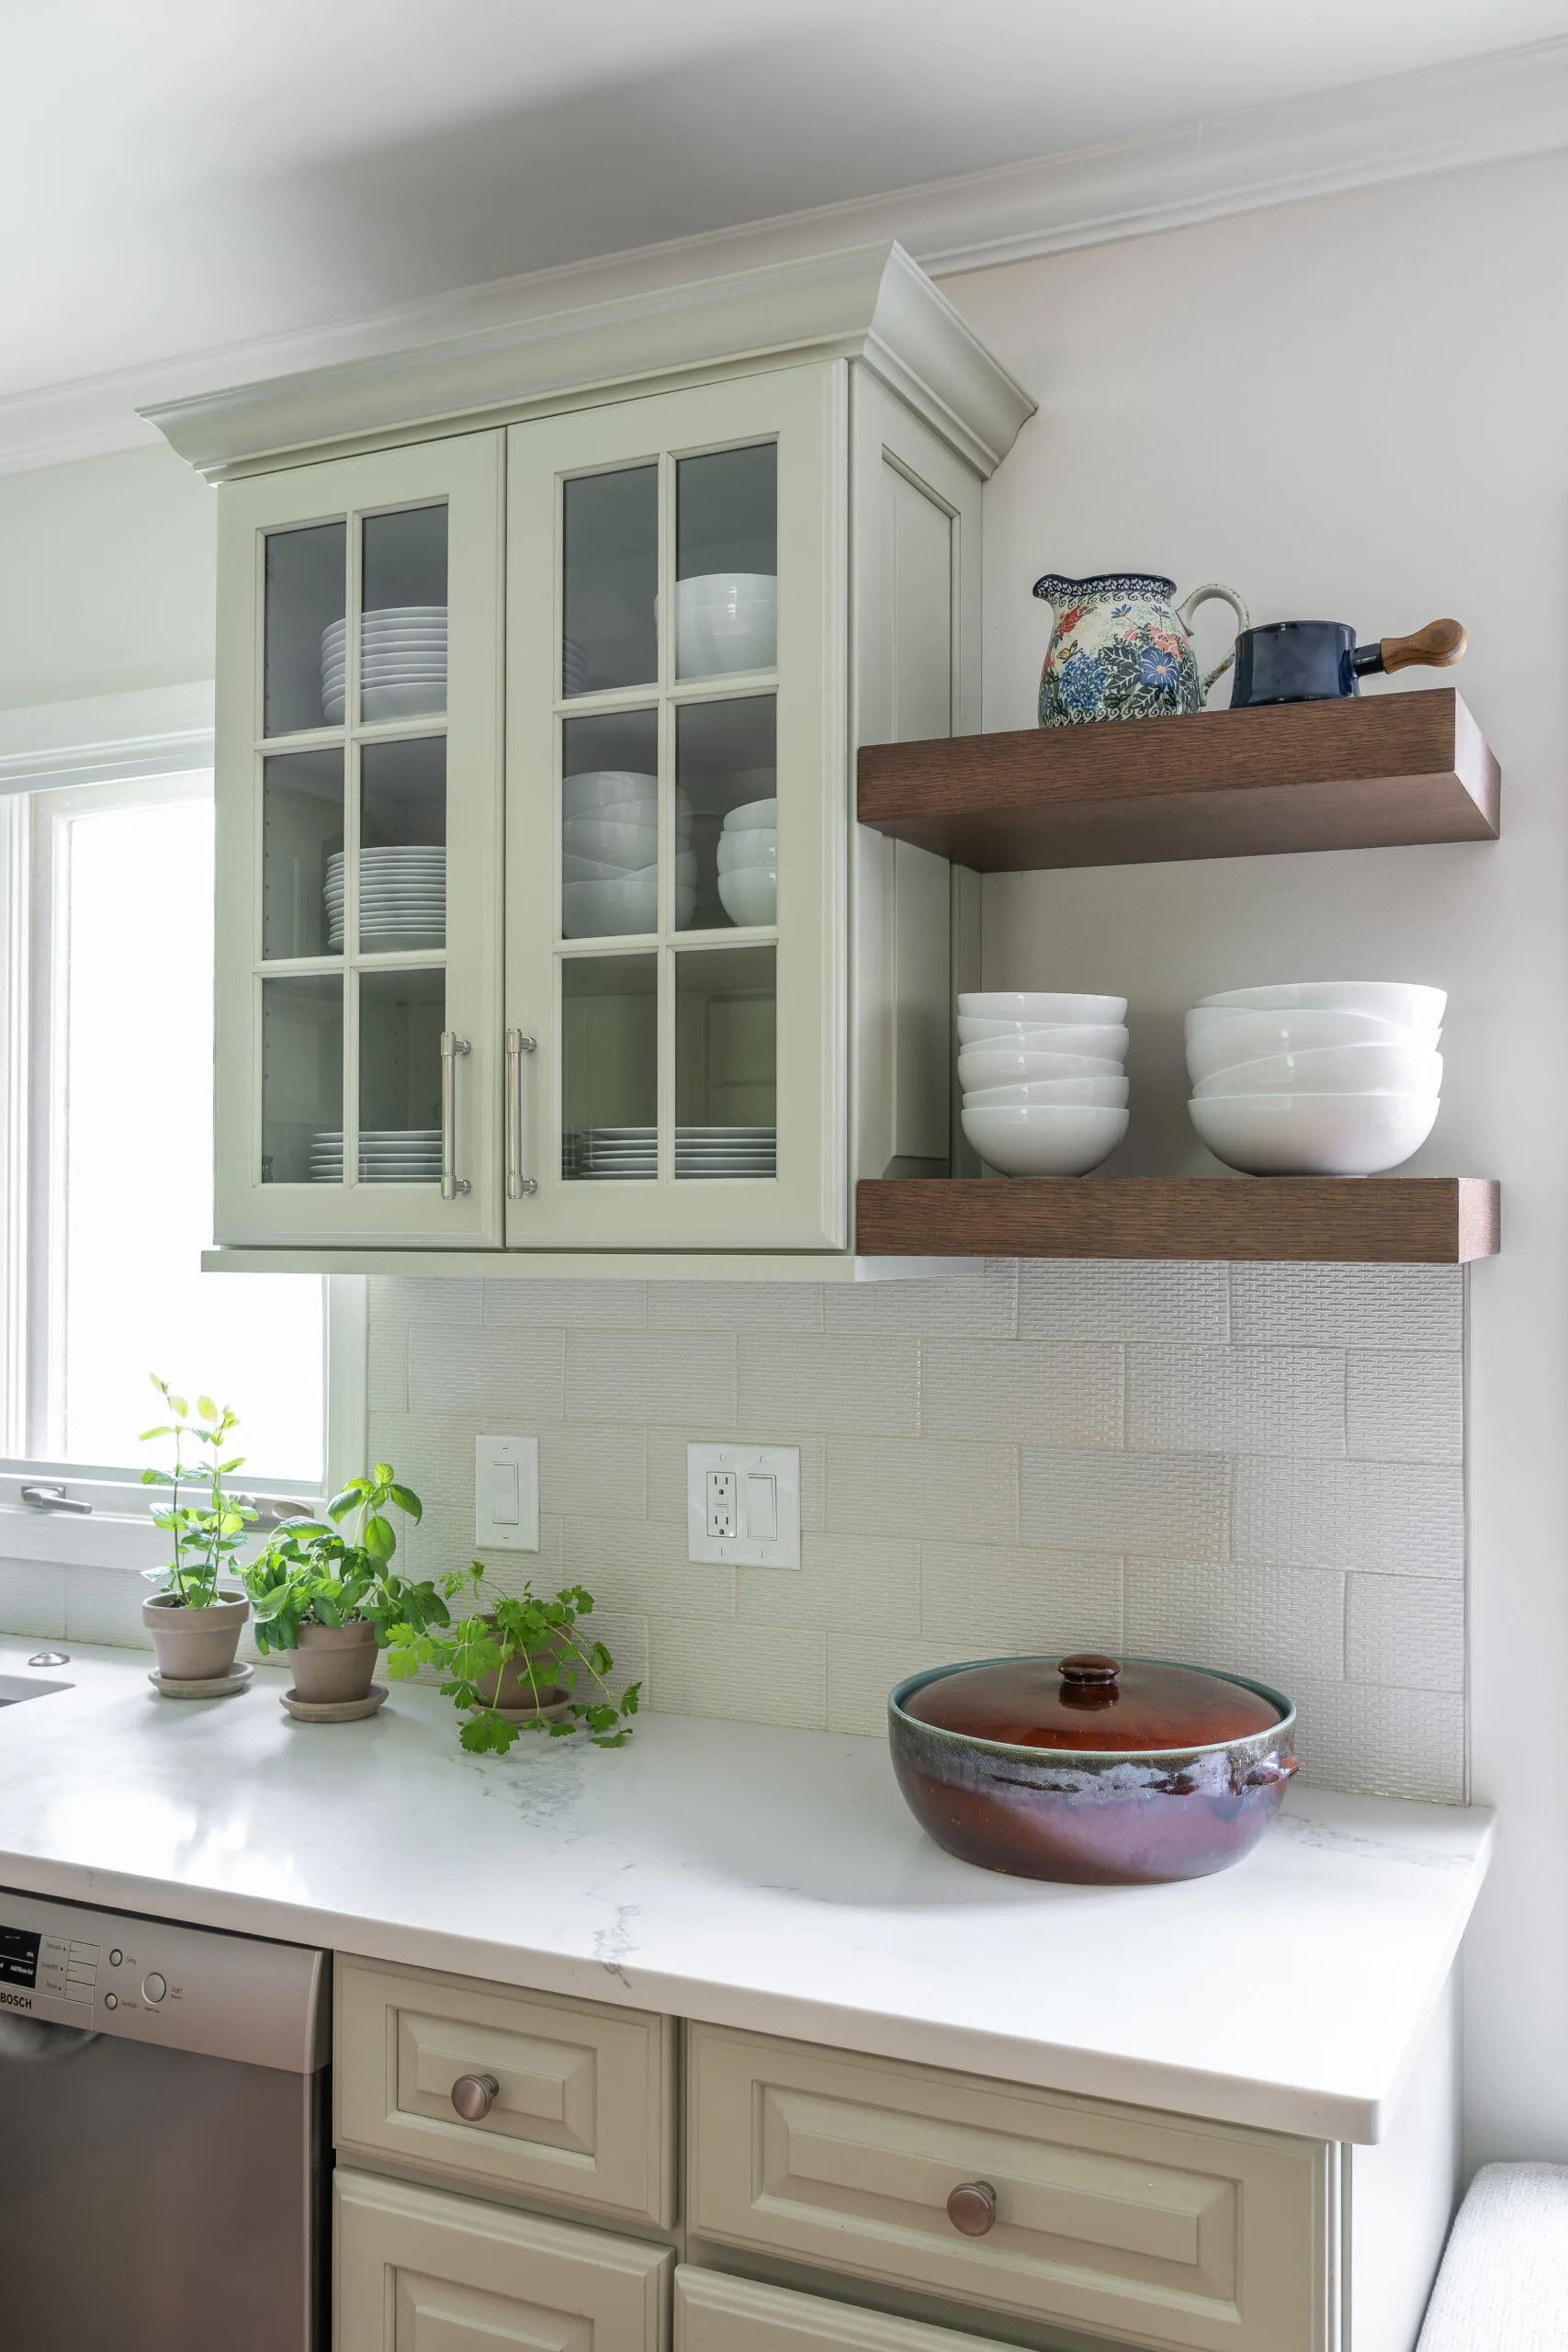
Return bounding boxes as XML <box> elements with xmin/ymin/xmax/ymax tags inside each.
<box><xmin>0</xmin><ymin>1639</ymin><xmax>1492</xmax><ymax>2143</ymax></box>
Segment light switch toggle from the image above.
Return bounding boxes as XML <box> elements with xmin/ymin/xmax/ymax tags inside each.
<box><xmin>475</xmin><ymin>1436</ymin><xmax>540</xmax><ymax>1553</ymax></box>
<box><xmin>687</xmin><ymin>1444</ymin><xmax>800</xmax><ymax>1569</ymax></box>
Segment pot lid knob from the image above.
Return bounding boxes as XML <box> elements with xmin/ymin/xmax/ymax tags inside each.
<box><xmin>1059</xmin><ymin>1654</ymin><xmax>1121</xmax><ymax>1687</ymax></box>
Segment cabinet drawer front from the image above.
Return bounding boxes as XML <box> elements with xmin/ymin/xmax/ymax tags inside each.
<box><xmin>336</xmin><ymin>2167</ymin><xmax>671</xmax><ymax>2352</ymax></box>
<box><xmin>687</xmin><ymin>2027</ymin><xmax>1330</xmax><ymax>2352</ymax></box>
<box><xmin>676</xmin><ymin>2267</ymin><xmax>1026</xmax><ymax>2352</ymax></box>
<box><xmin>337</xmin><ymin>1956</ymin><xmax>676</xmax><ymax>2225</ymax></box>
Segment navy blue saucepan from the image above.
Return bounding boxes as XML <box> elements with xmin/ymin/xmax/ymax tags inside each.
<box><xmin>1229</xmin><ymin>616</ymin><xmax>1466</xmax><ymax>708</ymax></box>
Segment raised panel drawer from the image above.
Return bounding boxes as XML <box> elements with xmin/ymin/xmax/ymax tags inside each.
<box><xmin>687</xmin><ymin>2025</ymin><xmax>1331</xmax><ymax>2352</ymax></box>
<box><xmin>336</xmin><ymin>2166</ymin><xmax>671</xmax><ymax>2351</ymax></box>
<box><xmin>676</xmin><ymin>2266</ymin><xmax>1029</xmax><ymax>2352</ymax></box>
<box><xmin>336</xmin><ymin>1954</ymin><xmax>676</xmax><ymax>2226</ymax></box>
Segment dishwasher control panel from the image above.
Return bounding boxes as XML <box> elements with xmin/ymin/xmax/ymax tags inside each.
<box><xmin>0</xmin><ymin>1888</ymin><xmax>326</xmax><ymax>2072</ymax></box>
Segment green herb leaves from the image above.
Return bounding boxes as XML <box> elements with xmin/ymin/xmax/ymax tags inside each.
<box><xmin>139</xmin><ymin>1377</ymin><xmax>255</xmax><ymax>1610</ymax></box>
<box><xmin>241</xmin><ymin>1466</ymin><xmax>446</xmax><ymax>1659</ymax></box>
<box><xmin>385</xmin><ymin>1562</ymin><xmax>640</xmax><ymax>1754</ymax></box>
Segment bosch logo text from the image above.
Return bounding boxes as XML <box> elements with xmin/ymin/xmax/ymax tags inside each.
<box><xmin>0</xmin><ymin>1989</ymin><xmax>33</xmax><ymax>2011</ymax></box>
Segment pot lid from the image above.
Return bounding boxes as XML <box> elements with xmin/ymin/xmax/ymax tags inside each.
<box><xmin>900</xmin><ymin>1654</ymin><xmax>1284</xmax><ymax>1754</ymax></box>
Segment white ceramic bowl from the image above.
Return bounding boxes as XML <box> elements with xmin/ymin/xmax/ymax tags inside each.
<box><xmin>964</xmin><ymin>1075</ymin><xmax>1129</xmax><ymax>1109</ymax></box>
<box><xmin>675</xmin><ymin>574</ymin><xmax>777</xmax><ymax>675</ymax></box>
<box><xmin>564</xmin><ymin>850</ymin><xmax>697</xmax><ymax>886</ymax></box>
<box><xmin>1192</xmin><ymin>1044</ymin><xmax>1442</xmax><ymax>1099</ymax></box>
<box><xmin>1189</xmin><ymin>1091</ymin><xmax>1438</xmax><ymax>1175</ymax></box>
<box><xmin>954</xmin><ymin>1019</ymin><xmax>1130</xmax><ymax>1058</ymax></box>
<box><xmin>960</xmin><ymin>1102</ymin><xmax>1129</xmax><ymax>1178</ymax></box>
<box><xmin>957</xmin><ymin>1047</ymin><xmax>1124</xmax><ymax>1088</ymax></box>
<box><xmin>716</xmin><ymin>869</ymin><xmax>776</xmax><ymax>926</ymax></box>
<box><xmin>717</xmin><ymin>836</ymin><xmax>776</xmax><ymax>874</ymax></box>
<box><xmin>561</xmin><ymin>871</ymin><xmax>695</xmax><ymax>936</ymax></box>
<box><xmin>958</xmin><ymin>991</ymin><xmax>1128</xmax><ymax>1024</ymax></box>
<box><xmin>562</xmin><ymin>770</ymin><xmax>659</xmax><ymax>813</ymax></box>
<box><xmin>1184</xmin><ymin>1008</ymin><xmax>1440</xmax><ymax>1076</ymax></box>
<box><xmin>562</xmin><ymin>818</ymin><xmax>660</xmax><ymax>865</ymax></box>
<box><xmin>1194</xmin><ymin>981</ymin><xmax>1446</xmax><ymax>1028</ymax></box>
<box><xmin>722</xmin><ymin>798</ymin><xmax>777</xmax><ymax>831</ymax></box>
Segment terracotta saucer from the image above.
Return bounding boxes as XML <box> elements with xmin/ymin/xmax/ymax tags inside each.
<box><xmin>148</xmin><ymin>1662</ymin><xmax>254</xmax><ymax>1701</ymax></box>
<box><xmin>280</xmin><ymin>1683</ymin><xmax>389</xmax><ymax>1724</ymax></box>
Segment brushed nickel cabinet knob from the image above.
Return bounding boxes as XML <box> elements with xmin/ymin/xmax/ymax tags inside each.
<box><xmin>946</xmin><ymin>2179</ymin><xmax>998</xmax><ymax>2236</ymax></box>
<box><xmin>451</xmin><ymin>2071</ymin><xmax>501</xmax><ymax>2122</ymax></box>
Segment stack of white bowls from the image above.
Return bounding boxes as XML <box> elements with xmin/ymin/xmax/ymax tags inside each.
<box><xmin>1186</xmin><ymin>982</ymin><xmax>1445</xmax><ymax>1174</ymax></box>
<box><xmin>321</xmin><ymin>607</ymin><xmax>446</xmax><ymax>724</ymax></box>
<box><xmin>675</xmin><ymin>573</ymin><xmax>777</xmax><ymax>675</ymax></box>
<box><xmin>957</xmin><ymin>992</ymin><xmax>1130</xmax><ymax>1176</ymax></box>
<box><xmin>561</xmin><ymin>771</ymin><xmax>695</xmax><ymax>937</ymax></box>
<box><xmin>716</xmin><ymin>798</ymin><xmax>776</xmax><ymax>926</ymax></box>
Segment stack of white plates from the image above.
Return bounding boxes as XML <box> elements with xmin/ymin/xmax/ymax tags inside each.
<box><xmin>561</xmin><ymin>770</ymin><xmax>695</xmax><ymax>936</ymax></box>
<box><xmin>561</xmin><ymin>1125</ymin><xmax>777</xmax><ymax>1180</ymax></box>
<box><xmin>674</xmin><ymin>573</ymin><xmax>776</xmax><ymax>675</ymax></box>
<box><xmin>563</xmin><ymin>634</ymin><xmax>590</xmax><ymax>695</ymax></box>
<box><xmin>675</xmin><ymin>1126</ymin><xmax>776</xmax><ymax>1179</ymax></box>
<box><xmin>325</xmin><ymin>846</ymin><xmax>446</xmax><ymax>949</ymax></box>
<box><xmin>321</xmin><ymin>607</ymin><xmax>447</xmax><ymax>725</ymax></box>
<box><xmin>956</xmin><ymin>991</ymin><xmax>1130</xmax><ymax>1176</ymax></box>
<box><xmin>716</xmin><ymin>798</ymin><xmax>775</xmax><ymax>927</ymax></box>
<box><xmin>310</xmin><ymin>1129</ymin><xmax>442</xmax><ymax>1183</ymax></box>
<box><xmin>1186</xmin><ymin>982</ymin><xmax>1445</xmax><ymax>1173</ymax></box>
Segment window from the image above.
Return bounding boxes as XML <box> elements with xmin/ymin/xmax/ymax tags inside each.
<box><xmin>0</xmin><ymin>769</ymin><xmax>333</xmax><ymax>1532</ymax></box>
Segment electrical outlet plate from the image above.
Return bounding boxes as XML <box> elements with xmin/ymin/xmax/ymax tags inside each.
<box><xmin>475</xmin><ymin>1434</ymin><xmax>539</xmax><ymax>1552</ymax></box>
<box><xmin>687</xmin><ymin>1443</ymin><xmax>800</xmax><ymax>1569</ymax></box>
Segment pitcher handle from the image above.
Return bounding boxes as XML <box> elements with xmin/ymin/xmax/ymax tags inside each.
<box><xmin>1178</xmin><ymin>582</ymin><xmax>1251</xmax><ymax>692</ymax></box>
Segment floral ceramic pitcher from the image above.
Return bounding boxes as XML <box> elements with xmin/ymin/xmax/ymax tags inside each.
<box><xmin>1033</xmin><ymin>572</ymin><xmax>1250</xmax><ymax>726</ymax></box>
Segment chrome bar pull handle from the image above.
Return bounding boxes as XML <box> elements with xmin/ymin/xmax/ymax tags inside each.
<box><xmin>506</xmin><ymin>1029</ymin><xmax>538</xmax><ymax>1199</ymax></box>
<box><xmin>440</xmin><ymin>1032</ymin><xmax>472</xmax><ymax>1200</ymax></box>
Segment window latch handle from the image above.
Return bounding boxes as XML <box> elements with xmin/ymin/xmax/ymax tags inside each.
<box><xmin>20</xmin><ymin>1485</ymin><xmax>92</xmax><ymax>1516</ymax></box>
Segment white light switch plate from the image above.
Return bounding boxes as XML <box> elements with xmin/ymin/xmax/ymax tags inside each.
<box><xmin>475</xmin><ymin>1434</ymin><xmax>539</xmax><ymax>1552</ymax></box>
<box><xmin>687</xmin><ymin>1443</ymin><xmax>800</xmax><ymax>1568</ymax></box>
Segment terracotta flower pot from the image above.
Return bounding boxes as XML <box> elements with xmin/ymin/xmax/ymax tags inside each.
<box><xmin>142</xmin><ymin>1589</ymin><xmax>250</xmax><ymax>1683</ymax></box>
<box><xmin>287</xmin><ymin>1619</ymin><xmax>378</xmax><ymax>1705</ymax></box>
<box><xmin>475</xmin><ymin>1618</ymin><xmax>570</xmax><ymax>1712</ymax></box>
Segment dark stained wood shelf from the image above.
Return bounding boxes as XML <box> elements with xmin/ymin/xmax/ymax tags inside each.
<box><xmin>857</xmin><ymin>687</ymin><xmax>1499</xmax><ymax>869</ymax></box>
<box><xmin>855</xmin><ymin>1177</ymin><xmax>1500</xmax><ymax>1264</ymax></box>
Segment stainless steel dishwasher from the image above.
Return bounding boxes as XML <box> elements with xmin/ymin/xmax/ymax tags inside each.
<box><xmin>0</xmin><ymin>1885</ymin><xmax>329</xmax><ymax>2350</ymax></box>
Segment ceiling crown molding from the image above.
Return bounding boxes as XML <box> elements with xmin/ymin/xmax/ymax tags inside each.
<box><xmin>4</xmin><ymin>34</ymin><xmax>1567</xmax><ymax>480</ymax></box>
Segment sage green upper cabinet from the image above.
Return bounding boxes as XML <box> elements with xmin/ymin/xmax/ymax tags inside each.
<box><xmin>151</xmin><ymin>244</ymin><xmax>1034</xmax><ymax>1268</ymax></box>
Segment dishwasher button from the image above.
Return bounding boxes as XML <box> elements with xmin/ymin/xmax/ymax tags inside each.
<box><xmin>108</xmin><ymin>1950</ymin><xmax>123</xmax><ymax>1968</ymax></box>
<box><xmin>141</xmin><ymin>1973</ymin><xmax>167</xmax><ymax>2004</ymax></box>
<box><xmin>103</xmin><ymin>1993</ymin><xmax>118</xmax><ymax>2011</ymax></box>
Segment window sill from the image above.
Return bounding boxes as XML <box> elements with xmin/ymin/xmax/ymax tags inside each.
<box><xmin>0</xmin><ymin>1509</ymin><xmax>168</xmax><ymax>1570</ymax></box>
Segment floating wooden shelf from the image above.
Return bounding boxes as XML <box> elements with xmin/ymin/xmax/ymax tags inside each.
<box><xmin>855</xmin><ymin>1178</ymin><xmax>1500</xmax><ymax>1264</ymax></box>
<box><xmin>857</xmin><ymin>688</ymin><xmax>1499</xmax><ymax>869</ymax></box>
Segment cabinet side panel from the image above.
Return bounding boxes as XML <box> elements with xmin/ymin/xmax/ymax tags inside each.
<box><xmin>1347</xmin><ymin>1976</ymin><xmax>1460</xmax><ymax>2352</ymax></box>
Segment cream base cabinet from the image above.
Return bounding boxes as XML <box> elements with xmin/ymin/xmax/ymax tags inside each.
<box><xmin>335</xmin><ymin>2168</ymin><xmax>671</xmax><ymax>2351</ymax></box>
<box><xmin>157</xmin><ymin>243</ymin><xmax>1035</xmax><ymax>1265</ymax></box>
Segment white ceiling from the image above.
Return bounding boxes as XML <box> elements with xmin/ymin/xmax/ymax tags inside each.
<box><xmin>8</xmin><ymin>0</ymin><xmax>1568</xmax><ymax>407</ymax></box>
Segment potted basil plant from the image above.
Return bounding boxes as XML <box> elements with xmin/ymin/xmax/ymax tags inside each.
<box><xmin>387</xmin><ymin>1562</ymin><xmax>640</xmax><ymax>1754</ymax></box>
<box><xmin>140</xmin><ymin>1378</ymin><xmax>257</xmax><ymax>1686</ymax></box>
<box><xmin>243</xmin><ymin>1465</ymin><xmax>449</xmax><ymax>1705</ymax></box>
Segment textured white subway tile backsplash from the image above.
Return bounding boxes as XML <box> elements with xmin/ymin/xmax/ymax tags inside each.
<box><xmin>0</xmin><ymin>1264</ymin><xmax>1459</xmax><ymax>1811</ymax></box>
<box><xmin>1233</xmin><ymin>1456</ymin><xmax>1463</xmax><ymax>1577</ymax></box>
<box><xmin>1021</xmin><ymin>1446</ymin><xmax>1230</xmax><ymax>1557</ymax></box>
<box><xmin>1128</xmin><ymin>1345</ymin><xmax>1346</xmax><ymax>1458</ymax></box>
<box><xmin>919</xmin><ymin>1339</ymin><xmax>1122</xmax><ymax>1446</ymax></box>
<box><xmin>1347</xmin><ymin>1351</ymin><xmax>1464</xmax><ymax>1464</ymax></box>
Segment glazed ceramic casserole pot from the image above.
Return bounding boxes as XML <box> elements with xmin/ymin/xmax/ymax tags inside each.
<box><xmin>889</xmin><ymin>1653</ymin><xmax>1298</xmax><ymax>1886</ymax></box>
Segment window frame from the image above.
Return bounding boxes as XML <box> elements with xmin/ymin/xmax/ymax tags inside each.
<box><xmin>0</xmin><ymin>686</ymin><xmax>359</xmax><ymax>1569</ymax></box>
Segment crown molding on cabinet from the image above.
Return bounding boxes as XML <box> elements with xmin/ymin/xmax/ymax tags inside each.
<box><xmin>6</xmin><ymin>36</ymin><xmax>1568</xmax><ymax>480</ymax></box>
<box><xmin>142</xmin><ymin>243</ymin><xmax>1037</xmax><ymax>482</ymax></box>
<box><xmin>0</xmin><ymin>681</ymin><xmax>215</xmax><ymax>794</ymax></box>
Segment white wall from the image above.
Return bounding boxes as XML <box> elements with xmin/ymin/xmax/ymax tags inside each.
<box><xmin>943</xmin><ymin>147</ymin><xmax>1568</xmax><ymax>2173</ymax></box>
<box><xmin>0</xmin><ymin>443</ymin><xmax>214</xmax><ymax>711</ymax></box>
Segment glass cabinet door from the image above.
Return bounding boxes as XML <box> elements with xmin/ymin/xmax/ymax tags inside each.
<box><xmin>506</xmin><ymin>367</ymin><xmax>845</xmax><ymax>1250</ymax></box>
<box><xmin>215</xmin><ymin>433</ymin><xmax>503</xmax><ymax>1246</ymax></box>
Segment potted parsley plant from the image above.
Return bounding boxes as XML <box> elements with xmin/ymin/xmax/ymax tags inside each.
<box><xmin>387</xmin><ymin>1562</ymin><xmax>640</xmax><ymax>1753</ymax></box>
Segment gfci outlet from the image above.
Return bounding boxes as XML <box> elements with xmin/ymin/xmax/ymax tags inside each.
<box><xmin>687</xmin><ymin>1444</ymin><xmax>800</xmax><ymax>1569</ymax></box>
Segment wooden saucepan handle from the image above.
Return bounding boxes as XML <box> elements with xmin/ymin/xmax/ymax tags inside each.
<box><xmin>1379</xmin><ymin>617</ymin><xmax>1467</xmax><ymax>673</ymax></box>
